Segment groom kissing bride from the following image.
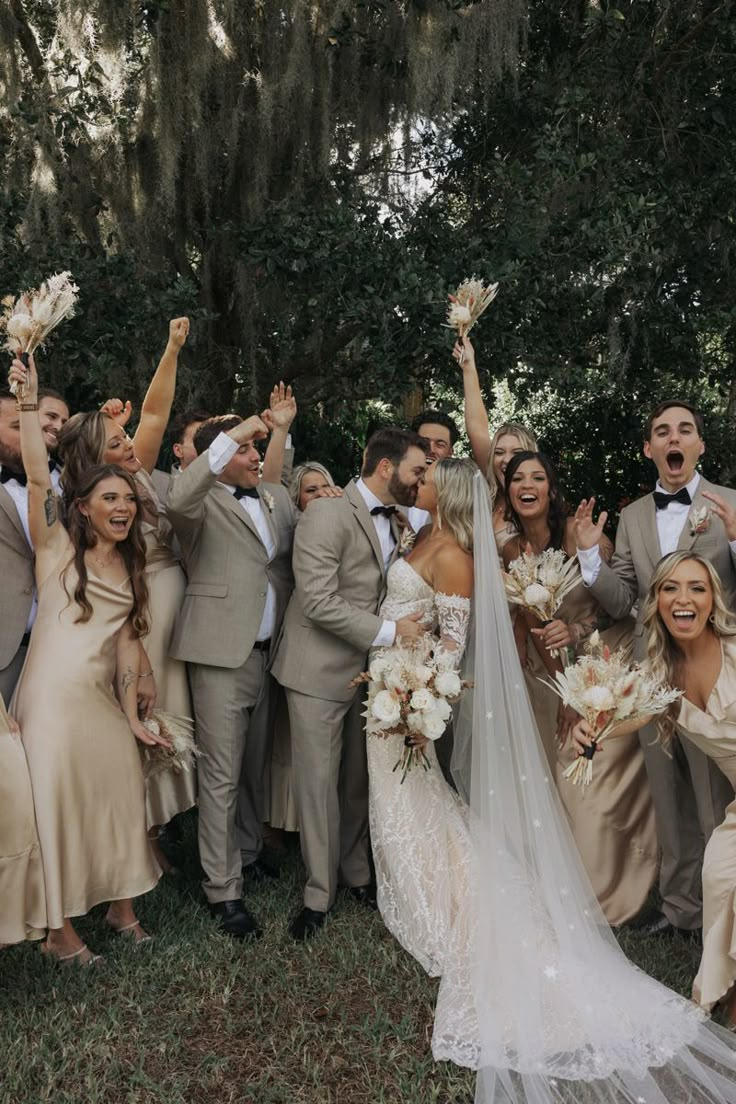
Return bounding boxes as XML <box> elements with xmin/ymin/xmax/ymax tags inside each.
<box><xmin>271</xmin><ymin>427</ymin><xmax>429</xmax><ymax>941</ymax></box>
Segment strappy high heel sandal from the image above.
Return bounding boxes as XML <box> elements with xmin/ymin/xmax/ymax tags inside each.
<box><xmin>106</xmin><ymin>918</ymin><xmax>153</xmax><ymax>945</ymax></box>
<box><xmin>41</xmin><ymin>941</ymin><xmax>104</xmax><ymax>968</ymax></box>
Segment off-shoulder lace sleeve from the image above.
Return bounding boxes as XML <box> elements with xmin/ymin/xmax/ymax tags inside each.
<box><xmin>435</xmin><ymin>593</ymin><xmax>471</xmax><ymax>660</ymax></box>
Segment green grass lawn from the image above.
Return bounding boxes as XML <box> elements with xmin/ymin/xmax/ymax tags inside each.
<box><xmin>0</xmin><ymin>813</ymin><xmax>704</xmax><ymax>1104</ymax></box>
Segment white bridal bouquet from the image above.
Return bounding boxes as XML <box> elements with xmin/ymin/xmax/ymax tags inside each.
<box><xmin>140</xmin><ymin>711</ymin><xmax>199</xmax><ymax>780</ymax></box>
<box><xmin>545</xmin><ymin>633</ymin><xmax>681</xmax><ymax>786</ymax></box>
<box><xmin>446</xmin><ymin>277</ymin><xmax>499</xmax><ymax>339</ymax></box>
<box><xmin>0</xmin><ymin>271</ymin><xmax>79</xmax><ymax>400</ymax></box>
<box><xmin>503</xmin><ymin>548</ymin><xmax>581</xmax><ymax>655</ymax></box>
<box><xmin>354</xmin><ymin>637</ymin><xmax>470</xmax><ymax>783</ymax></box>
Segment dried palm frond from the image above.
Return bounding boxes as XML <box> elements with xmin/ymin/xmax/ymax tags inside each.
<box><xmin>446</xmin><ymin>277</ymin><xmax>499</xmax><ymax>338</ymax></box>
<box><xmin>1</xmin><ymin>272</ymin><xmax>79</xmax><ymax>397</ymax></box>
<box><xmin>140</xmin><ymin>711</ymin><xmax>199</xmax><ymax>780</ymax></box>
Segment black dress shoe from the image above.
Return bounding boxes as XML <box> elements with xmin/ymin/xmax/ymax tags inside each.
<box><xmin>209</xmin><ymin>899</ymin><xmax>263</xmax><ymax>941</ymax></box>
<box><xmin>243</xmin><ymin>856</ymin><xmax>280</xmax><ymax>884</ymax></box>
<box><xmin>346</xmin><ymin>884</ymin><xmax>378</xmax><ymax>911</ymax></box>
<box><xmin>289</xmin><ymin>907</ymin><xmax>326</xmax><ymax>942</ymax></box>
<box><xmin>637</xmin><ymin>913</ymin><xmax>702</xmax><ymax>942</ymax></box>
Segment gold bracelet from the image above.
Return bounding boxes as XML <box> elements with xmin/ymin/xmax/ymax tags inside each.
<box><xmin>16</xmin><ymin>402</ymin><xmax>39</xmax><ymax>411</ymax></box>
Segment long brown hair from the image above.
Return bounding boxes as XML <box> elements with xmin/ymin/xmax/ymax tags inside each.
<box><xmin>62</xmin><ymin>464</ymin><xmax>149</xmax><ymax>636</ymax></box>
<box><xmin>643</xmin><ymin>551</ymin><xmax>736</xmax><ymax>741</ymax></box>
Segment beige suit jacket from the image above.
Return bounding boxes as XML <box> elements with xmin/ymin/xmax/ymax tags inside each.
<box><xmin>590</xmin><ymin>476</ymin><xmax>736</xmax><ymax>657</ymax></box>
<box><xmin>167</xmin><ymin>451</ymin><xmax>297</xmax><ymax>668</ymax></box>
<box><xmin>0</xmin><ymin>485</ymin><xmax>34</xmax><ymax>668</ymax></box>
<box><xmin>271</xmin><ymin>480</ymin><xmax>400</xmax><ymax>703</ymax></box>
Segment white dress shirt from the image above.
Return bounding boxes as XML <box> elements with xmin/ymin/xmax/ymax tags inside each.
<box><xmin>1</xmin><ymin>465</ymin><xmax>62</xmax><ymax>631</ymax></box>
<box><xmin>355</xmin><ymin>479</ymin><xmax>397</xmax><ymax>648</ymax></box>
<box><xmin>208</xmin><ymin>433</ymin><xmax>276</xmax><ymax>641</ymax></box>
<box><xmin>405</xmin><ymin>506</ymin><xmax>431</xmax><ymax>532</ymax></box>
<box><xmin>578</xmin><ymin>471</ymin><xmax>736</xmax><ymax>586</ymax></box>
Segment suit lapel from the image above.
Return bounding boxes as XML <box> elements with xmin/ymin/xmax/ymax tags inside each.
<box><xmin>258</xmin><ymin>487</ymin><xmax>279</xmax><ymax>560</ymax></box>
<box><xmin>0</xmin><ymin>484</ymin><xmax>29</xmax><ymax>548</ymax></box>
<box><xmin>215</xmin><ymin>482</ymin><xmax>268</xmax><ymax>551</ymax></box>
<box><xmin>346</xmin><ymin>480</ymin><xmax>385</xmax><ymax>575</ymax></box>
<box><xmin>676</xmin><ymin>477</ymin><xmax>708</xmax><ymax>553</ymax></box>
<box><xmin>637</xmin><ymin>493</ymin><xmax>662</xmax><ymax>570</ymax></box>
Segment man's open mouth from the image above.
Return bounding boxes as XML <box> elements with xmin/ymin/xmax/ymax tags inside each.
<box><xmin>666</xmin><ymin>450</ymin><xmax>684</xmax><ymax>472</ymax></box>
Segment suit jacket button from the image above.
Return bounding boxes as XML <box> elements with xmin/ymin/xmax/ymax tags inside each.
<box><xmin>24</xmin><ymin>586</ymin><xmax>32</xmax><ymax>594</ymax></box>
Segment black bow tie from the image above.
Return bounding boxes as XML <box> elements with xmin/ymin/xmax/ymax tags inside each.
<box><xmin>653</xmin><ymin>487</ymin><xmax>692</xmax><ymax>510</ymax></box>
<box><xmin>234</xmin><ymin>486</ymin><xmax>259</xmax><ymax>500</ymax></box>
<box><xmin>0</xmin><ymin>467</ymin><xmax>26</xmax><ymax>486</ymax></box>
<box><xmin>370</xmin><ymin>504</ymin><xmax>397</xmax><ymax>518</ymax></box>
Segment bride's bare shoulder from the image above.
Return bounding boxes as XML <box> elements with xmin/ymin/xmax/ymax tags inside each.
<box><xmin>432</xmin><ymin>542</ymin><xmax>473</xmax><ymax>598</ymax></box>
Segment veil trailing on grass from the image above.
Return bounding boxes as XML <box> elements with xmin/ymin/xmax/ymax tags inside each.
<box><xmin>438</xmin><ymin>472</ymin><xmax>736</xmax><ymax>1104</ymax></box>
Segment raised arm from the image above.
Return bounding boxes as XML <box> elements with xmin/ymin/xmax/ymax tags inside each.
<box><xmin>261</xmin><ymin>382</ymin><xmax>297</xmax><ymax>484</ymax></box>
<box><xmin>574</xmin><ymin>498</ymin><xmax>637</xmax><ymax>620</ymax></box>
<box><xmin>8</xmin><ymin>355</ymin><xmax>61</xmax><ymax>553</ymax></box>
<box><xmin>453</xmin><ymin>337</ymin><xmax>492</xmax><ymax>475</ymax></box>
<box><xmin>132</xmin><ymin>317</ymin><xmax>190</xmax><ymax>473</ymax></box>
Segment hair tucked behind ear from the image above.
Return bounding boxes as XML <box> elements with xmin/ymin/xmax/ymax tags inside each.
<box><xmin>643</xmin><ymin>551</ymin><xmax>736</xmax><ymax>742</ymax></box>
<box><xmin>62</xmin><ymin>464</ymin><xmax>150</xmax><ymax>636</ymax></box>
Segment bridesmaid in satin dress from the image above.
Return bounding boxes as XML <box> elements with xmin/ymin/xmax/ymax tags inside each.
<box><xmin>574</xmin><ymin>549</ymin><xmax>736</xmax><ymax>1024</ymax></box>
<box><xmin>8</xmin><ymin>353</ymin><xmax>169</xmax><ymax>965</ymax></box>
<box><xmin>503</xmin><ymin>450</ymin><xmax>658</xmax><ymax>926</ymax></box>
<box><xmin>0</xmin><ymin>692</ymin><xmax>46</xmax><ymax>947</ymax></box>
<box><xmin>56</xmin><ymin>319</ymin><xmax>195</xmax><ymax>873</ymax></box>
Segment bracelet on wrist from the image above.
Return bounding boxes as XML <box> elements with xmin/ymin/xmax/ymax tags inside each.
<box><xmin>138</xmin><ymin>670</ymin><xmax>153</xmax><ymax>678</ymax></box>
<box><xmin>16</xmin><ymin>402</ymin><xmax>39</xmax><ymax>411</ymax></box>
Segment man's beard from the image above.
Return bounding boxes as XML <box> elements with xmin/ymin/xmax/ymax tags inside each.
<box><xmin>0</xmin><ymin>441</ymin><xmax>24</xmax><ymax>472</ymax></box>
<box><xmin>387</xmin><ymin>469</ymin><xmax>418</xmax><ymax>507</ymax></box>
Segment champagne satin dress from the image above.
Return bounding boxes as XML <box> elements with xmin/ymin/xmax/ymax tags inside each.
<box><xmin>11</xmin><ymin>528</ymin><xmax>159</xmax><ymax>929</ymax></box>
<box><xmin>678</xmin><ymin>639</ymin><xmax>736</xmax><ymax>1011</ymax></box>
<box><xmin>515</xmin><ymin>555</ymin><xmax>658</xmax><ymax>926</ymax></box>
<box><xmin>0</xmin><ymin>693</ymin><xmax>46</xmax><ymax>943</ymax></box>
<box><xmin>136</xmin><ymin>470</ymin><xmax>197</xmax><ymax>827</ymax></box>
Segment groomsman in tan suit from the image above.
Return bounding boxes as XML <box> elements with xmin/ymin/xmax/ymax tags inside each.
<box><xmin>271</xmin><ymin>427</ymin><xmax>430</xmax><ymax>941</ymax></box>
<box><xmin>167</xmin><ymin>412</ymin><xmax>297</xmax><ymax>940</ymax></box>
<box><xmin>0</xmin><ymin>388</ymin><xmax>69</xmax><ymax>699</ymax></box>
<box><xmin>575</xmin><ymin>400</ymin><xmax>736</xmax><ymax>937</ymax></box>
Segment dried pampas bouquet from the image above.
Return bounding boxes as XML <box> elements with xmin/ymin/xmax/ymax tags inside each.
<box><xmin>446</xmin><ymin>277</ymin><xmax>499</xmax><ymax>360</ymax></box>
<box><xmin>1</xmin><ymin>271</ymin><xmax>79</xmax><ymax>400</ymax></box>
<box><xmin>140</xmin><ymin>712</ymin><xmax>199</xmax><ymax>780</ymax></box>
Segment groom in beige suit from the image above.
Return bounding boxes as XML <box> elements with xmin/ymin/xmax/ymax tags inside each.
<box><xmin>271</xmin><ymin>427</ymin><xmax>429</xmax><ymax>940</ymax></box>
<box><xmin>575</xmin><ymin>400</ymin><xmax>736</xmax><ymax>937</ymax></box>
<box><xmin>167</xmin><ymin>412</ymin><xmax>297</xmax><ymax>940</ymax></box>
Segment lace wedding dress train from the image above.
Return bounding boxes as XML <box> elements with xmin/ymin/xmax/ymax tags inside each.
<box><xmin>366</xmin><ymin>498</ymin><xmax>736</xmax><ymax>1104</ymax></box>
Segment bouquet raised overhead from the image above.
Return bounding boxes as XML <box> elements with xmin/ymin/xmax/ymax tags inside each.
<box><xmin>1</xmin><ymin>271</ymin><xmax>79</xmax><ymax>400</ymax></box>
<box><xmin>446</xmin><ymin>277</ymin><xmax>499</xmax><ymax>339</ymax></box>
<box><xmin>140</xmin><ymin>711</ymin><xmax>199</xmax><ymax>780</ymax></box>
<box><xmin>546</xmin><ymin>632</ymin><xmax>681</xmax><ymax>786</ymax></box>
<box><xmin>353</xmin><ymin>636</ymin><xmax>470</xmax><ymax>783</ymax></box>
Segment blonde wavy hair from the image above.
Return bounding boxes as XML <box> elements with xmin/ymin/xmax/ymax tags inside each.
<box><xmin>434</xmin><ymin>458</ymin><xmax>476</xmax><ymax>552</ymax></box>
<box><xmin>643</xmin><ymin>551</ymin><xmax>736</xmax><ymax>742</ymax></box>
<box><xmin>289</xmin><ymin>461</ymin><xmax>335</xmax><ymax>509</ymax></box>
<box><xmin>486</xmin><ymin>421</ymin><xmax>537</xmax><ymax>504</ymax></box>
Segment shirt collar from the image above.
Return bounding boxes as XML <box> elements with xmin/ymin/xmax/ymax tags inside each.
<box><xmin>355</xmin><ymin>478</ymin><xmax>389</xmax><ymax>514</ymax></box>
<box><xmin>654</xmin><ymin>471</ymin><xmax>700</xmax><ymax>499</ymax></box>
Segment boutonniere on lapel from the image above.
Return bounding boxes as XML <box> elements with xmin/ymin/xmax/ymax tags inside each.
<box><xmin>394</xmin><ymin>514</ymin><xmax>416</xmax><ymax>557</ymax></box>
<box><xmin>689</xmin><ymin>505</ymin><xmax>712</xmax><ymax>537</ymax></box>
<box><xmin>261</xmin><ymin>490</ymin><xmax>275</xmax><ymax>513</ymax></box>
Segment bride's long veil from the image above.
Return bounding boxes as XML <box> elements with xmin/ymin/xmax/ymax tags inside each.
<box><xmin>439</xmin><ymin>473</ymin><xmax>736</xmax><ymax>1104</ymax></box>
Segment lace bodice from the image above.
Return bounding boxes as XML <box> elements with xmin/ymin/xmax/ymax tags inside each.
<box><xmin>380</xmin><ymin>558</ymin><xmax>471</xmax><ymax>655</ymax></box>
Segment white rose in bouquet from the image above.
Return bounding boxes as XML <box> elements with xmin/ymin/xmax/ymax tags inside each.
<box><xmin>420</xmin><ymin>712</ymin><xmax>447</xmax><ymax>741</ymax></box>
<box><xmin>580</xmin><ymin>685</ymin><xmax>616</xmax><ymax>714</ymax></box>
<box><xmin>431</xmin><ymin>696</ymin><xmax>453</xmax><ymax>722</ymax></box>
<box><xmin>435</xmin><ymin>670</ymin><xmax>462</xmax><ymax>698</ymax></box>
<box><xmin>410</xmin><ymin>688</ymin><xmax>435</xmax><ymax>712</ymax></box>
<box><xmin>523</xmin><ymin>583</ymin><xmax>551</xmax><ymax>607</ymax></box>
<box><xmin>368</xmin><ymin>654</ymin><xmax>389</xmax><ymax>683</ymax></box>
<box><xmin>371</xmin><ymin>689</ymin><xmax>402</xmax><ymax>726</ymax></box>
<box><xmin>407</xmin><ymin>711</ymin><xmax>424</xmax><ymax>732</ymax></box>
<box><xmin>409</xmin><ymin>664</ymin><xmax>432</xmax><ymax>688</ymax></box>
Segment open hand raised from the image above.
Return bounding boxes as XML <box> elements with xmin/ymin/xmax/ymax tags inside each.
<box><xmin>269</xmin><ymin>381</ymin><xmax>297</xmax><ymax>429</ymax></box>
<box><xmin>573</xmin><ymin>497</ymin><xmax>608</xmax><ymax>551</ymax></box>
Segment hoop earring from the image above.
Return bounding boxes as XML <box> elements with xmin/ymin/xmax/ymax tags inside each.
<box><xmin>709</xmin><ymin>614</ymin><xmax>715</xmax><ymax>623</ymax></box>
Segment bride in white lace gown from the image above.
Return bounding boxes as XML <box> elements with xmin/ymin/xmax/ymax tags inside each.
<box><xmin>367</xmin><ymin>459</ymin><xmax>474</xmax><ymax>976</ymax></box>
<box><xmin>368</xmin><ymin>459</ymin><xmax>736</xmax><ymax>1104</ymax></box>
